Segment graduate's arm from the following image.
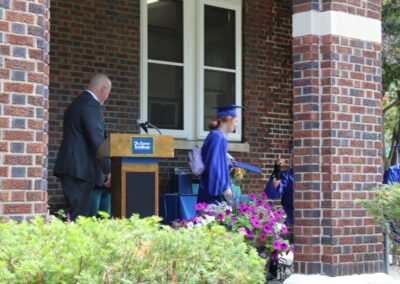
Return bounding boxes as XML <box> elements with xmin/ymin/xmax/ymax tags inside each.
<box><xmin>202</xmin><ymin>132</ymin><xmax>230</xmax><ymax>196</ymax></box>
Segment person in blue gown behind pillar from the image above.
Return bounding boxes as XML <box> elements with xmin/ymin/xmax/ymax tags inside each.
<box><xmin>197</xmin><ymin>105</ymin><xmax>242</xmax><ymax>205</ymax></box>
<box><xmin>264</xmin><ymin>158</ymin><xmax>294</xmax><ymax>225</ymax></box>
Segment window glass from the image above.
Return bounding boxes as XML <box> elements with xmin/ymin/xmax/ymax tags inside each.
<box><xmin>204</xmin><ymin>70</ymin><xmax>235</xmax><ymax>129</ymax></box>
<box><xmin>204</xmin><ymin>5</ymin><xmax>235</xmax><ymax>69</ymax></box>
<box><xmin>148</xmin><ymin>0</ymin><xmax>183</xmax><ymax>63</ymax></box>
<box><xmin>148</xmin><ymin>63</ymin><xmax>183</xmax><ymax>129</ymax></box>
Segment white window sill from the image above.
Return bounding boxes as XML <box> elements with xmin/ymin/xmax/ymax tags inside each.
<box><xmin>174</xmin><ymin>139</ymin><xmax>250</xmax><ymax>153</ymax></box>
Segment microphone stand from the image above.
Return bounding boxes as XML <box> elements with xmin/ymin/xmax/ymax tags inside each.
<box><xmin>147</xmin><ymin>122</ymin><xmax>162</xmax><ymax>135</ymax></box>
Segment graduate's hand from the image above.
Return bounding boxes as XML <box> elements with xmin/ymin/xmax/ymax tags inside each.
<box><xmin>104</xmin><ymin>173</ymin><xmax>111</xmax><ymax>188</ymax></box>
<box><xmin>275</xmin><ymin>158</ymin><xmax>285</xmax><ymax>167</ymax></box>
<box><xmin>223</xmin><ymin>188</ymin><xmax>233</xmax><ymax>201</ymax></box>
<box><xmin>271</xmin><ymin>162</ymin><xmax>282</xmax><ymax>180</ymax></box>
<box><xmin>273</xmin><ymin>179</ymin><xmax>281</xmax><ymax>189</ymax></box>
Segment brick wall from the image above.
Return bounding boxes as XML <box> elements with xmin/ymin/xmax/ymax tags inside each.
<box><xmin>293</xmin><ymin>0</ymin><xmax>380</xmax><ymax>16</ymax></box>
<box><xmin>48</xmin><ymin>0</ymin><xmax>293</xmax><ymax>211</ymax></box>
<box><xmin>292</xmin><ymin>1</ymin><xmax>383</xmax><ymax>275</ymax></box>
<box><xmin>0</xmin><ymin>0</ymin><xmax>49</xmax><ymax>220</ymax></box>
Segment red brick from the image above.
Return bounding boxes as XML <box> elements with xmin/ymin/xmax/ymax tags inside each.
<box><xmin>0</xmin><ymin>117</ymin><xmax>9</xmax><ymax>128</ymax></box>
<box><xmin>13</xmin><ymin>0</ymin><xmax>27</xmax><ymax>11</ymax></box>
<box><xmin>0</xmin><ymin>167</ymin><xmax>8</xmax><ymax>177</ymax></box>
<box><xmin>4</xmin><ymin>82</ymin><xmax>34</xmax><ymax>93</ymax></box>
<box><xmin>0</xmin><ymin>192</ymin><xmax>10</xmax><ymax>202</ymax></box>
<box><xmin>2</xmin><ymin>179</ymin><xmax>31</xmax><ymax>190</ymax></box>
<box><xmin>28</xmin><ymin>72</ymin><xmax>45</xmax><ymax>83</ymax></box>
<box><xmin>6</xmin><ymin>34</ymin><xmax>34</xmax><ymax>47</ymax></box>
<box><xmin>5</xmin><ymin>58</ymin><xmax>36</xmax><ymax>71</ymax></box>
<box><xmin>3</xmin><ymin>130</ymin><xmax>34</xmax><ymax>141</ymax></box>
<box><xmin>4</xmin><ymin>155</ymin><xmax>33</xmax><ymax>165</ymax></box>
<box><xmin>0</xmin><ymin>68</ymin><xmax>10</xmax><ymax>79</ymax></box>
<box><xmin>28</xmin><ymin>167</ymin><xmax>42</xmax><ymax>177</ymax></box>
<box><xmin>26</xmin><ymin>143</ymin><xmax>44</xmax><ymax>153</ymax></box>
<box><xmin>0</xmin><ymin>21</ymin><xmax>9</xmax><ymax>31</ymax></box>
<box><xmin>6</xmin><ymin>11</ymin><xmax>34</xmax><ymax>24</ymax></box>
<box><xmin>11</xmin><ymin>191</ymin><xmax>25</xmax><ymax>201</ymax></box>
<box><xmin>29</xmin><ymin>49</ymin><xmax>44</xmax><ymax>60</ymax></box>
<box><xmin>339</xmin><ymin>254</ymin><xmax>355</xmax><ymax>262</ymax></box>
<box><xmin>28</xmin><ymin>119</ymin><xmax>44</xmax><ymax>130</ymax></box>
<box><xmin>0</xmin><ymin>93</ymin><xmax>10</xmax><ymax>103</ymax></box>
<box><xmin>4</xmin><ymin>106</ymin><xmax>34</xmax><ymax>117</ymax></box>
<box><xmin>3</xmin><ymin>203</ymin><xmax>32</xmax><ymax>214</ymax></box>
<box><xmin>34</xmin><ymin>202</ymin><xmax>47</xmax><ymax>214</ymax></box>
<box><xmin>26</xmin><ymin>191</ymin><xmax>46</xmax><ymax>201</ymax></box>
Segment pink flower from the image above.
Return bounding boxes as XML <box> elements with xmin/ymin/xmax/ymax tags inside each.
<box><xmin>256</xmin><ymin>200</ymin><xmax>264</xmax><ymax>206</ymax></box>
<box><xmin>239</xmin><ymin>205</ymin><xmax>249</xmax><ymax>214</ymax></box>
<box><xmin>248</xmin><ymin>193</ymin><xmax>257</xmax><ymax>200</ymax></box>
<box><xmin>275</xmin><ymin>209</ymin><xmax>284</xmax><ymax>217</ymax></box>
<box><xmin>280</xmin><ymin>243</ymin><xmax>289</xmax><ymax>250</ymax></box>
<box><xmin>217</xmin><ymin>213</ymin><xmax>224</xmax><ymax>221</ymax></box>
<box><xmin>272</xmin><ymin>240</ymin><xmax>281</xmax><ymax>249</ymax></box>
<box><xmin>237</xmin><ymin>227</ymin><xmax>246</xmax><ymax>234</ymax></box>
<box><xmin>249</xmin><ymin>206</ymin><xmax>257</xmax><ymax>212</ymax></box>
<box><xmin>245</xmin><ymin>229</ymin><xmax>253</xmax><ymax>239</ymax></box>
<box><xmin>281</xmin><ymin>226</ymin><xmax>288</xmax><ymax>234</ymax></box>
<box><xmin>260</xmin><ymin>192</ymin><xmax>268</xmax><ymax>199</ymax></box>
<box><xmin>259</xmin><ymin>212</ymin><xmax>265</xmax><ymax>219</ymax></box>
<box><xmin>225</xmin><ymin>209</ymin><xmax>232</xmax><ymax>215</ymax></box>
<box><xmin>259</xmin><ymin>232</ymin><xmax>266</xmax><ymax>241</ymax></box>
<box><xmin>263</xmin><ymin>223</ymin><xmax>272</xmax><ymax>233</ymax></box>
<box><xmin>250</xmin><ymin>213</ymin><xmax>258</xmax><ymax>222</ymax></box>
<box><xmin>251</xmin><ymin>219</ymin><xmax>261</xmax><ymax>228</ymax></box>
<box><xmin>181</xmin><ymin>220</ymin><xmax>187</xmax><ymax>228</ymax></box>
<box><xmin>195</xmin><ymin>203</ymin><xmax>207</xmax><ymax>211</ymax></box>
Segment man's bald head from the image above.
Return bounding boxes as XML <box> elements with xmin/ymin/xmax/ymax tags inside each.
<box><xmin>88</xmin><ymin>74</ymin><xmax>112</xmax><ymax>105</ymax></box>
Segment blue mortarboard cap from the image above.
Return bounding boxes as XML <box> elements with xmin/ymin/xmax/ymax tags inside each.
<box><xmin>214</xmin><ymin>104</ymin><xmax>243</xmax><ymax>118</ymax></box>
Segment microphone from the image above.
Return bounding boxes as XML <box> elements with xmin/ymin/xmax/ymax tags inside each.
<box><xmin>137</xmin><ymin>119</ymin><xmax>148</xmax><ymax>134</ymax></box>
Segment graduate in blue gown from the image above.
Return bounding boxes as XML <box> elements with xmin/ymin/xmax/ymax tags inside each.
<box><xmin>264</xmin><ymin>158</ymin><xmax>294</xmax><ymax>225</ymax></box>
<box><xmin>264</xmin><ymin>158</ymin><xmax>294</xmax><ymax>280</ymax></box>
<box><xmin>383</xmin><ymin>165</ymin><xmax>400</xmax><ymax>184</ymax></box>
<box><xmin>198</xmin><ymin>105</ymin><xmax>242</xmax><ymax>205</ymax></box>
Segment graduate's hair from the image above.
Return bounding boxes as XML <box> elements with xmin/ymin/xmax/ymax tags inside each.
<box><xmin>208</xmin><ymin>116</ymin><xmax>235</xmax><ymax>130</ymax></box>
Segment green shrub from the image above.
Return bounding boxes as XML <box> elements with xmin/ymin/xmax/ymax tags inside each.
<box><xmin>0</xmin><ymin>215</ymin><xmax>265</xmax><ymax>283</ymax></box>
<box><xmin>356</xmin><ymin>183</ymin><xmax>400</xmax><ymax>241</ymax></box>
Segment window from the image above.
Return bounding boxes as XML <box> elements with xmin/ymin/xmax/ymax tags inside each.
<box><xmin>141</xmin><ymin>0</ymin><xmax>242</xmax><ymax>141</ymax></box>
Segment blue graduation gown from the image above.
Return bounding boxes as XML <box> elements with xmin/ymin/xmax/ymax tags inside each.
<box><xmin>198</xmin><ymin>130</ymin><xmax>230</xmax><ymax>204</ymax></box>
<box><xmin>264</xmin><ymin>170</ymin><xmax>294</xmax><ymax>224</ymax></box>
<box><xmin>383</xmin><ymin>165</ymin><xmax>400</xmax><ymax>184</ymax></box>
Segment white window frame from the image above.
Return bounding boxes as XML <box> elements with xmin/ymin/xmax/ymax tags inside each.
<box><xmin>140</xmin><ymin>0</ymin><xmax>242</xmax><ymax>141</ymax></box>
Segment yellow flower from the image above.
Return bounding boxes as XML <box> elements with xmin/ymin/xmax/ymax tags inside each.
<box><xmin>230</xmin><ymin>167</ymin><xmax>246</xmax><ymax>181</ymax></box>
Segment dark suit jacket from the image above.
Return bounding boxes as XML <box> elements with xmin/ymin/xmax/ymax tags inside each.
<box><xmin>54</xmin><ymin>91</ymin><xmax>111</xmax><ymax>186</ymax></box>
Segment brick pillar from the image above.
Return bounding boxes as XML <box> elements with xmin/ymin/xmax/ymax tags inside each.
<box><xmin>292</xmin><ymin>1</ymin><xmax>383</xmax><ymax>276</ymax></box>
<box><xmin>0</xmin><ymin>0</ymin><xmax>49</xmax><ymax>220</ymax></box>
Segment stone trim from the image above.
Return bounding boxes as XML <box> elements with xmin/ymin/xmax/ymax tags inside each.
<box><xmin>293</xmin><ymin>10</ymin><xmax>381</xmax><ymax>44</ymax></box>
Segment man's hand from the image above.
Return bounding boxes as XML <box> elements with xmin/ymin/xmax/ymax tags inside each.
<box><xmin>104</xmin><ymin>173</ymin><xmax>111</xmax><ymax>188</ymax></box>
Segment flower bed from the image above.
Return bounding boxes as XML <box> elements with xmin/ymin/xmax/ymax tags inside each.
<box><xmin>174</xmin><ymin>192</ymin><xmax>293</xmax><ymax>260</ymax></box>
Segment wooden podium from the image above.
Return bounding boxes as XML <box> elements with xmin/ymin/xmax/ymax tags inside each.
<box><xmin>97</xmin><ymin>133</ymin><xmax>174</xmax><ymax>218</ymax></box>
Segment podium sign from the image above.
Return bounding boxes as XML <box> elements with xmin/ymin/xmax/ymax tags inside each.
<box><xmin>97</xmin><ymin>134</ymin><xmax>174</xmax><ymax>218</ymax></box>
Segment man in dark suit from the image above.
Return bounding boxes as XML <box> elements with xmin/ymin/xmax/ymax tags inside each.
<box><xmin>54</xmin><ymin>74</ymin><xmax>112</xmax><ymax>221</ymax></box>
